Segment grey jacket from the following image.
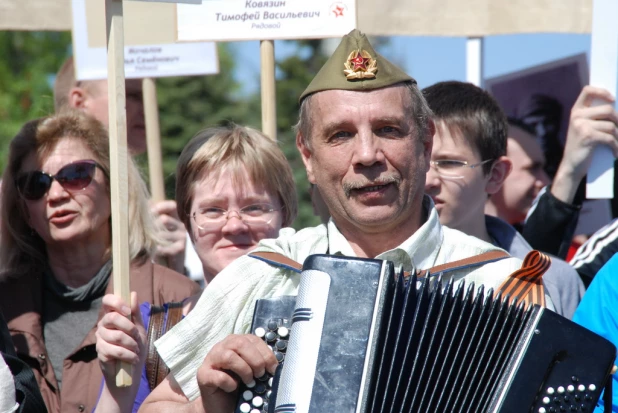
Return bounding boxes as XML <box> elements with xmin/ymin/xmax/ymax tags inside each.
<box><xmin>486</xmin><ymin>215</ymin><xmax>585</xmax><ymax>319</ymax></box>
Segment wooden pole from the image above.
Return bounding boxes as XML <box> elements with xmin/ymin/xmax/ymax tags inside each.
<box><xmin>142</xmin><ymin>77</ymin><xmax>165</xmax><ymax>203</ymax></box>
<box><xmin>260</xmin><ymin>40</ymin><xmax>277</xmax><ymax>141</ymax></box>
<box><xmin>104</xmin><ymin>0</ymin><xmax>132</xmax><ymax>387</ymax></box>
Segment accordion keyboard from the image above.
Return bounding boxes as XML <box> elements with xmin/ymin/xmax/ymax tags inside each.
<box><xmin>234</xmin><ymin>296</ymin><xmax>296</xmax><ymax>413</ymax></box>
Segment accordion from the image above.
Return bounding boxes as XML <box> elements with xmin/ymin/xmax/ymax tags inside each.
<box><xmin>235</xmin><ymin>254</ymin><xmax>616</xmax><ymax>413</ymax></box>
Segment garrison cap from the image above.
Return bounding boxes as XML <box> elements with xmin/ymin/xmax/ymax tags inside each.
<box><xmin>299</xmin><ymin>29</ymin><xmax>415</xmax><ymax>102</ymax></box>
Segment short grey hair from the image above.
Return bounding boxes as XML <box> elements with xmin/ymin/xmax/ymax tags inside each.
<box><xmin>294</xmin><ymin>81</ymin><xmax>434</xmax><ymax>150</ymax></box>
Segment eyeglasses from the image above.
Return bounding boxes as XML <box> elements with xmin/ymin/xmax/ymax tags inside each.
<box><xmin>15</xmin><ymin>160</ymin><xmax>106</xmax><ymax>201</ymax></box>
<box><xmin>191</xmin><ymin>203</ymin><xmax>282</xmax><ymax>231</ymax></box>
<box><xmin>429</xmin><ymin>159</ymin><xmax>494</xmax><ymax>180</ymax></box>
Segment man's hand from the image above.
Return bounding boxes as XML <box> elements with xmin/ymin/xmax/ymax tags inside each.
<box><xmin>152</xmin><ymin>200</ymin><xmax>187</xmax><ymax>274</ymax></box>
<box><xmin>196</xmin><ymin>334</ymin><xmax>278</xmax><ymax>413</ymax></box>
<box><xmin>552</xmin><ymin>86</ymin><xmax>618</xmax><ymax>203</ymax></box>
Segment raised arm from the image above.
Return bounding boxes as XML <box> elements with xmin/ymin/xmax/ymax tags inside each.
<box><xmin>551</xmin><ymin>85</ymin><xmax>618</xmax><ymax>204</ymax></box>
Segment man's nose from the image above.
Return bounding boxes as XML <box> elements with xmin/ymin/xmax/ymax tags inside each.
<box><xmin>425</xmin><ymin>166</ymin><xmax>441</xmax><ymax>192</ymax></box>
<box><xmin>352</xmin><ymin>133</ymin><xmax>385</xmax><ymax>166</ymax></box>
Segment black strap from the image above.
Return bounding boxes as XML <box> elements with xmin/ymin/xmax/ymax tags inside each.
<box><xmin>603</xmin><ymin>373</ymin><xmax>613</xmax><ymax>413</ymax></box>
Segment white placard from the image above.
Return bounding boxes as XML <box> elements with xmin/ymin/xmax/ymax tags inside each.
<box><xmin>177</xmin><ymin>0</ymin><xmax>356</xmax><ymax>42</ymax></box>
<box><xmin>137</xmin><ymin>0</ymin><xmax>201</xmax><ymax>3</ymax></box>
<box><xmin>587</xmin><ymin>0</ymin><xmax>618</xmax><ymax>199</ymax></box>
<box><xmin>72</xmin><ymin>0</ymin><xmax>219</xmax><ymax>80</ymax></box>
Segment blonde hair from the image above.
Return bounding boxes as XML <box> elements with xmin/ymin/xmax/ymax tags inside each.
<box><xmin>176</xmin><ymin>125</ymin><xmax>298</xmax><ymax>237</ymax></box>
<box><xmin>0</xmin><ymin>110</ymin><xmax>160</xmax><ymax>280</ymax></box>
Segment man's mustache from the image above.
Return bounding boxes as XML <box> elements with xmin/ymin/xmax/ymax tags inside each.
<box><xmin>343</xmin><ymin>174</ymin><xmax>401</xmax><ymax>198</ymax></box>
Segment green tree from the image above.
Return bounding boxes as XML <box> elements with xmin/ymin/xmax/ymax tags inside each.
<box><xmin>272</xmin><ymin>40</ymin><xmax>329</xmax><ymax>229</ymax></box>
<box><xmin>0</xmin><ymin>31</ymin><xmax>71</xmax><ymax>171</ymax></box>
<box><xmin>153</xmin><ymin>43</ymin><xmax>260</xmax><ymax>198</ymax></box>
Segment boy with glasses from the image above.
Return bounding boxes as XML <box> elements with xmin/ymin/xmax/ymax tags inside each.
<box><xmin>423</xmin><ymin>81</ymin><xmax>584</xmax><ymax>319</ymax></box>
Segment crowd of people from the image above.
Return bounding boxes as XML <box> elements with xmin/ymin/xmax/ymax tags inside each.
<box><xmin>1</xmin><ymin>29</ymin><xmax>618</xmax><ymax>413</ymax></box>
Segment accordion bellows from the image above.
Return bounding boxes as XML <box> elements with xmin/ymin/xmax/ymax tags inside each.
<box><xmin>267</xmin><ymin>255</ymin><xmax>616</xmax><ymax>413</ymax></box>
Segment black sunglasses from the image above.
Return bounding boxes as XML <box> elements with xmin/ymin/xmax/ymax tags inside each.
<box><xmin>15</xmin><ymin>160</ymin><xmax>106</xmax><ymax>201</ymax></box>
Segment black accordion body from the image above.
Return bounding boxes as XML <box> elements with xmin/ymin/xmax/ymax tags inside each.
<box><xmin>236</xmin><ymin>254</ymin><xmax>616</xmax><ymax>413</ymax></box>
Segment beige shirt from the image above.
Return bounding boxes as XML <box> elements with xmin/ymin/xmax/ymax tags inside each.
<box><xmin>156</xmin><ymin>197</ymin><xmax>546</xmax><ymax>401</ymax></box>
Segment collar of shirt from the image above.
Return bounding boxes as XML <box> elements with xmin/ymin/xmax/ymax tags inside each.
<box><xmin>326</xmin><ymin>196</ymin><xmax>443</xmax><ymax>273</ymax></box>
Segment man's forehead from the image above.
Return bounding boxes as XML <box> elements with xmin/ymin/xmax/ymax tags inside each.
<box><xmin>433</xmin><ymin>121</ymin><xmax>479</xmax><ymax>157</ymax></box>
<box><xmin>312</xmin><ymin>84</ymin><xmax>410</xmax><ymax>109</ymax></box>
<box><xmin>507</xmin><ymin>132</ymin><xmax>545</xmax><ymax>164</ymax></box>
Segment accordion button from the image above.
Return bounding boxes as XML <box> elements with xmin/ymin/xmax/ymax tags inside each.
<box><xmin>246</xmin><ymin>380</ymin><xmax>256</xmax><ymax>389</ymax></box>
<box><xmin>265</xmin><ymin>332</ymin><xmax>277</xmax><ymax>342</ymax></box>
<box><xmin>243</xmin><ymin>390</ymin><xmax>253</xmax><ymax>401</ymax></box>
<box><xmin>549</xmin><ymin>408</ymin><xmax>557</xmax><ymax>413</ymax></box>
<box><xmin>571</xmin><ymin>376</ymin><xmax>579</xmax><ymax>383</ymax></box>
<box><xmin>569</xmin><ymin>405</ymin><xmax>577</xmax><ymax>411</ymax></box>
<box><xmin>253</xmin><ymin>396</ymin><xmax>264</xmax><ymax>407</ymax></box>
<box><xmin>585</xmin><ymin>394</ymin><xmax>593</xmax><ymax>401</ymax></box>
<box><xmin>564</xmin><ymin>396</ymin><xmax>571</xmax><ymax>403</ymax></box>
<box><xmin>254</xmin><ymin>327</ymin><xmax>266</xmax><ymax>338</ymax></box>
<box><xmin>268</xmin><ymin>377</ymin><xmax>273</xmax><ymax>387</ymax></box>
<box><xmin>268</xmin><ymin>320</ymin><xmax>278</xmax><ymax>331</ymax></box>
<box><xmin>257</xmin><ymin>373</ymin><xmax>270</xmax><ymax>382</ymax></box>
<box><xmin>588</xmin><ymin>384</ymin><xmax>596</xmax><ymax>392</ymax></box>
<box><xmin>254</xmin><ymin>383</ymin><xmax>267</xmax><ymax>395</ymax></box>
<box><xmin>274</xmin><ymin>351</ymin><xmax>285</xmax><ymax>362</ymax></box>
<box><xmin>539</xmin><ymin>408</ymin><xmax>547</xmax><ymax>413</ymax></box>
<box><xmin>250</xmin><ymin>409</ymin><xmax>260</xmax><ymax>413</ymax></box>
<box><xmin>567</xmin><ymin>385</ymin><xmax>575</xmax><ymax>392</ymax></box>
<box><xmin>267</xmin><ymin>390</ymin><xmax>272</xmax><ymax>398</ymax></box>
<box><xmin>275</xmin><ymin>340</ymin><xmax>287</xmax><ymax>351</ymax></box>
<box><xmin>547</xmin><ymin>387</ymin><xmax>555</xmax><ymax>395</ymax></box>
<box><xmin>581</xmin><ymin>404</ymin><xmax>587</xmax><ymax>411</ymax></box>
<box><xmin>574</xmin><ymin>395</ymin><xmax>581</xmax><ymax>402</ymax></box>
<box><xmin>239</xmin><ymin>402</ymin><xmax>251</xmax><ymax>413</ymax></box>
<box><xmin>558</xmin><ymin>386</ymin><xmax>565</xmax><ymax>394</ymax></box>
<box><xmin>543</xmin><ymin>397</ymin><xmax>551</xmax><ymax>404</ymax></box>
<box><xmin>578</xmin><ymin>385</ymin><xmax>586</xmax><ymax>392</ymax></box>
<box><xmin>277</xmin><ymin>326</ymin><xmax>289</xmax><ymax>337</ymax></box>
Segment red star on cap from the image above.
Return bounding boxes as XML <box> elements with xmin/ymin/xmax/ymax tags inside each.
<box><xmin>332</xmin><ymin>5</ymin><xmax>344</xmax><ymax>17</ymax></box>
<box><xmin>350</xmin><ymin>52</ymin><xmax>369</xmax><ymax>71</ymax></box>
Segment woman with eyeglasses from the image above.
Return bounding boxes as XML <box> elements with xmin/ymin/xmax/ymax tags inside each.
<box><xmin>93</xmin><ymin>124</ymin><xmax>298</xmax><ymax>412</ymax></box>
<box><xmin>0</xmin><ymin>111</ymin><xmax>201</xmax><ymax>413</ymax></box>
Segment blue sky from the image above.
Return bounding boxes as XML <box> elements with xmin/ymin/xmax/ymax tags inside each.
<box><xmin>230</xmin><ymin>33</ymin><xmax>593</xmax><ymax>94</ymax></box>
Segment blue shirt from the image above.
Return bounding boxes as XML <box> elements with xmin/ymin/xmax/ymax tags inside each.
<box><xmin>573</xmin><ymin>253</ymin><xmax>618</xmax><ymax>412</ymax></box>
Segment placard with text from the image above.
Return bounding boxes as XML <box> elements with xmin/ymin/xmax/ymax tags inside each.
<box><xmin>72</xmin><ymin>0</ymin><xmax>219</xmax><ymax>80</ymax></box>
<box><xmin>177</xmin><ymin>0</ymin><xmax>356</xmax><ymax>42</ymax></box>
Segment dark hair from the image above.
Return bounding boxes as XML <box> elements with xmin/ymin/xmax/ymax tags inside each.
<box><xmin>506</xmin><ymin>116</ymin><xmax>536</xmax><ymax>136</ymax></box>
<box><xmin>422</xmin><ymin>81</ymin><xmax>507</xmax><ymax>174</ymax></box>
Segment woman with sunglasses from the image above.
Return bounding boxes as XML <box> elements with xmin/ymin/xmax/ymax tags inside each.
<box><xmin>0</xmin><ymin>112</ymin><xmax>201</xmax><ymax>413</ymax></box>
<box><xmin>93</xmin><ymin>124</ymin><xmax>298</xmax><ymax>412</ymax></box>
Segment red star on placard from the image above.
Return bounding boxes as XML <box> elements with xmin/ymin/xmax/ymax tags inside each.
<box><xmin>332</xmin><ymin>5</ymin><xmax>344</xmax><ymax>17</ymax></box>
<box><xmin>350</xmin><ymin>53</ymin><xmax>369</xmax><ymax>71</ymax></box>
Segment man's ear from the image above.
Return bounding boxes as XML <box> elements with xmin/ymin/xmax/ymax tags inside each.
<box><xmin>486</xmin><ymin>156</ymin><xmax>512</xmax><ymax>195</ymax></box>
<box><xmin>296</xmin><ymin>133</ymin><xmax>316</xmax><ymax>184</ymax></box>
<box><xmin>68</xmin><ymin>86</ymin><xmax>88</xmax><ymax>109</ymax></box>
